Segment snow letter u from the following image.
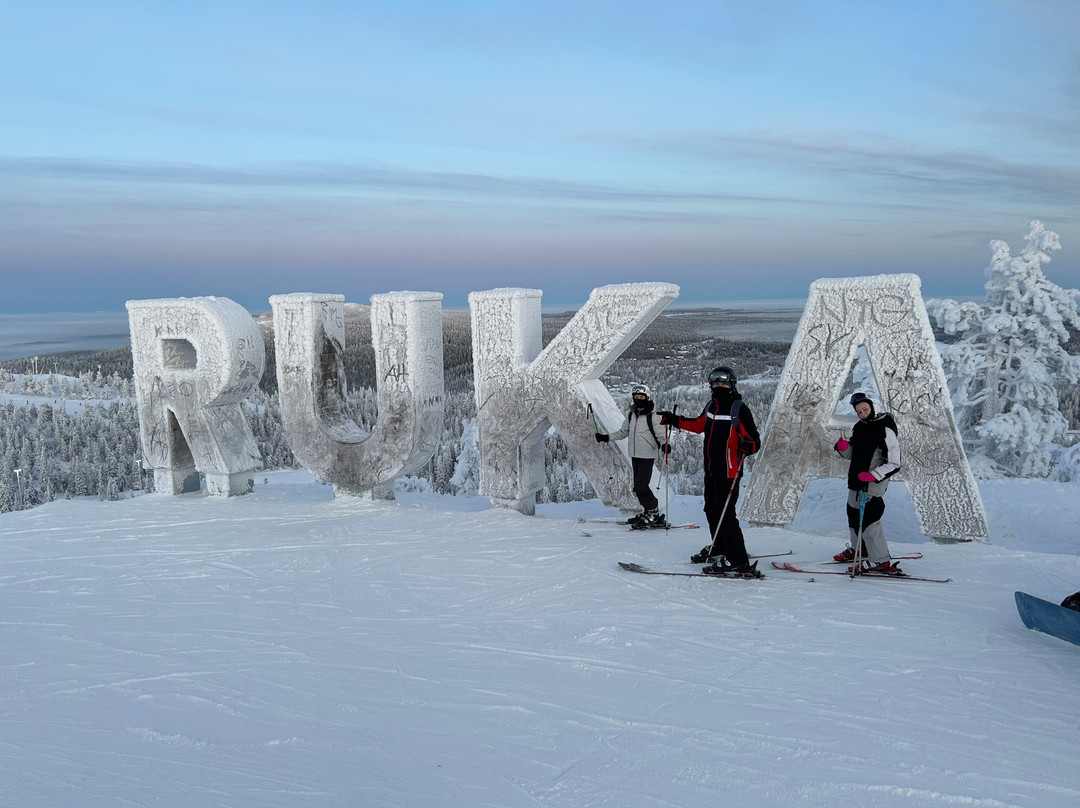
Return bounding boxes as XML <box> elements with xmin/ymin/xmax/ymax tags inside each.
<box><xmin>270</xmin><ymin>292</ymin><xmax>444</xmax><ymax>497</ymax></box>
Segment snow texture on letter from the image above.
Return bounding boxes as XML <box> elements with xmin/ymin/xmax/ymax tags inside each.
<box><xmin>126</xmin><ymin>297</ymin><xmax>265</xmax><ymax>496</ymax></box>
<box><xmin>741</xmin><ymin>274</ymin><xmax>989</xmax><ymax>541</ymax></box>
<box><xmin>469</xmin><ymin>283</ymin><xmax>679</xmax><ymax>515</ymax></box>
<box><xmin>269</xmin><ymin>292</ymin><xmax>444</xmax><ymax>497</ymax></box>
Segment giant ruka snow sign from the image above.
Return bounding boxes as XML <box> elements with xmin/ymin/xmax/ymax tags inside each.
<box><xmin>740</xmin><ymin>274</ymin><xmax>988</xmax><ymax>541</ymax></box>
<box><xmin>126</xmin><ymin>274</ymin><xmax>985</xmax><ymax>540</ymax></box>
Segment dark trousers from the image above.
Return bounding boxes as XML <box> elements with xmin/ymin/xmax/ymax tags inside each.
<box><xmin>631</xmin><ymin>457</ymin><xmax>659</xmax><ymax>512</ymax></box>
<box><xmin>846</xmin><ymin>492</ymin><xmax>885</xmax><ymax>530</ymax></box>
<box><xmin>703</xmin><ymin>475</ymin><xmax>748</xmax><ymax>566</ymax></box>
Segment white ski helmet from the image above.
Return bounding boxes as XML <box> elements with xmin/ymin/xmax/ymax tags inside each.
<box><xmin>631</xmin><ymin>384</ymin><xmax>651</xmax><ymax>399</ymax></box>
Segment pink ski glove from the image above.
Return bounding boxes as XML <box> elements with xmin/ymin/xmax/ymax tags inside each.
<box><xmin>857</xmin><ymin>471</ymin><xmax>876</xmax><ymax>482</ymax></box>
<box><xmin>835</xmin><ymin>437</ymin><xmax>849</xmax><ymax>451</ymax></box>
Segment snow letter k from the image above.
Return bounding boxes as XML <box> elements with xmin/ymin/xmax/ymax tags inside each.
<box><xmin>469</xmin><ymin>283</ymin><xmax>678</xmax><ymax>514</ymax></box>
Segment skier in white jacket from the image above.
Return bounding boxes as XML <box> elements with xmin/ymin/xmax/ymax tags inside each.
<box><xmin>595</xmin><ymin>384</ymin><xmax>669</xmax><ymax>526</ymax></box>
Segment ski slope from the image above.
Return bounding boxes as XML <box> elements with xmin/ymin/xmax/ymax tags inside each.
<box><xmin>1</xmin><ymin>471</ymin><xmax>1078</xmax><ymax>807</ymax></box>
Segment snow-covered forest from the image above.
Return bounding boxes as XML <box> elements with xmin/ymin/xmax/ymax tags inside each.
<box><xmin>1</xmin><ymin>221</ymin><xmax>1078</xmax><ymax>514</ymax></box>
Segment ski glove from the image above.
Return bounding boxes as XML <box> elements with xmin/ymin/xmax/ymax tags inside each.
<box><xmin>857</xmin><ymin>471</ymin><xmax>876</xmax><ymax>482</ymax></box>
<box><xmin>595</xmin><ymin>433</ymin><xmax>609</xmax><ymax>443</ymax></box>
<box><xmin>658</xmin><ymin>411</ymin><xmax>680</xmax><ymax>427</ymax></box>
<box><xmin>835</xmin><ymin>437</ymin><xmax>849</xmax><ymax>452</ymax></box>
<box><xmin>662</xmin><ymin>443</ymin><xmax>672</xmax><ymax>458</ymax></box>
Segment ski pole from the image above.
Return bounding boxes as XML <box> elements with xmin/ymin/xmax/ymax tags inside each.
<box><xmin>663</xmin><ymin>403</ymin><xmax>677</xmax><ymax>531</ymax></box>
<box><xmin>663</xmin><ymin>421</ymin><xmax>670</xmax><ymax>530</ymax></box>
<box><xmin>851</xmin><ymin>489</ymin><xmax>867</xmax><ymax>579</ymax></box>
<box><xmin>588</xmin><ymin>401</ymin><xmax>616</xmax><ymax>485</ymax></box>
<box><xmin>703</xmin><ymin>453</ymin><xmax>745</xmax><ymax>563</ymax></box>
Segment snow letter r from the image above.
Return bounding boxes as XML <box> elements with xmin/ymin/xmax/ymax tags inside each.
<box><xmin>127</xmin><ymin>297</ymin><xmax>265</xmax><ymax>496</ymax></box>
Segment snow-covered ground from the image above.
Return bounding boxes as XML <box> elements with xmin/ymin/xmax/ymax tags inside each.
<box><xmin>2</xmin><ymin>471</ymin><xmax>1078</xmax><ymax>807</ymax></box>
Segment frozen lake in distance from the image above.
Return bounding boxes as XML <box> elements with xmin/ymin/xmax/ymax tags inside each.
<box><xmin>0</xmin><ymin>311</ymin><xmax>134</xmax><ymax>362</ymax></box>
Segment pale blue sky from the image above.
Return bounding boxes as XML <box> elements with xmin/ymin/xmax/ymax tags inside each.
<box><xmin>2</xmin><ymin>0</ymin><xmax>1077</xmax><ymax>313</ymax></box>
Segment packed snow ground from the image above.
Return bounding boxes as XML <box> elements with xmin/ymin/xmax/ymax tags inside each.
<box><xmin>2</xmin><ymin>471</ymin><xmax>1078</xmax><ymax>808</ymax></box>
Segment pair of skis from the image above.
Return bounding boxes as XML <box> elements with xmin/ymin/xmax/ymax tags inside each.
<box><xmin>618</xmin><ymin>550</ymin><xmax>793</xmax><ymax>580</ymax></box>
<box><xmin>618</xmin><ymin>561</ymin><xmax>765</xmax><ymax>580</ymax></box>
<box><xmin>619</xmin><ymin>552</ymin><xmax>950</xmax><ymax>583</ymax></box>
<box><xmin>771</xmin><ymin>560</ymin><xmax>950</xmax><ymax>583</ymax></box>
<box><xmin>577</xmin><ymin>517</ymin><xmax>700</xmax><ymax>530</ymax></box>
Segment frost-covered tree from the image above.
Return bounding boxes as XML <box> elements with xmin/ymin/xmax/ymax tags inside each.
<box><xmin>0</xmin><ymin>461</ymin><xmax>15</xmax><ymax>513</ymax></box>
<box><xmin>449</xmin><ymin>418</ymin><xmax>480</xmax><ymax>497</ymax></box>
<box><xmin>927</xmin><ymin>221</ymin><xmax>1080</xmax><ymax>477</ymax></box>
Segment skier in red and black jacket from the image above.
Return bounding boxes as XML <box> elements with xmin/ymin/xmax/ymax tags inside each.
<box><xmin>659</xmin><ymin>366</ymin><xmax>760</xmax><ymax>575</ymax></box>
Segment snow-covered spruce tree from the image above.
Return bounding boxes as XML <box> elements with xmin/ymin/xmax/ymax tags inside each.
<box><xmin>449</xmin><ymin>418</ymin><xmax>480</xmax><ymax>497</ymax></box>
<box><xmin>926</xmin><ymin>220</ymin><xmax>1080</xmax><ymax>478</ymax></box>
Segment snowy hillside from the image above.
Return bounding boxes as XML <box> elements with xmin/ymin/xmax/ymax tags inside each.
<box><xmin>2</xmin><ymin>472</ymin><xmax>1078</xmax><ymax>807</ymax></box>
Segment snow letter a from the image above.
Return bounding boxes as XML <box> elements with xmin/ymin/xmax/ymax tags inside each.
<box><xmin>127</xmin><ymin>297</ymin><xmax>265</xmax><ymax>496</ymax></box>
<box><xmin>469</xmin><ymin>283</ymin><xmax>678</xmax><ymax>515</ymax></box>
<box><xmin>741</xmin><ymin>274</ymin><xmax>988</xmax><ymax>541</ymax></box>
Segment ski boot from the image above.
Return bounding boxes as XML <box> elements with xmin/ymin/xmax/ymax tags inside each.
<box><xmin>631</xmin><ymin>510</ymin><xmax>667</xmax><ymax>530</ymax></box>
<box><xmin>691</xmin><ymin>545</ymin><xmax>723</xmax><ymax>564</ymax></box>
<box><xmin>848</xmin><ymin>560</ymin><xmax>902</xmax><ymax>575</ymax></box>
<box><xmin>702</xmin><ymin>560</ymin><xmax>762</xmax><ymax>579</ymax></box>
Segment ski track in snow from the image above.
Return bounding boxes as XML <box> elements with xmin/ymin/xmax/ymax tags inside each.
<box><xmin>1</xmin><ymin>470</ymin><xmax>1078</xmax><ymax>807</ymax></box>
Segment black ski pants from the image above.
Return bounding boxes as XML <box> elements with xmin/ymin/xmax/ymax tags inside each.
<box><xmin>631</xmin><ymin>457</ymin><xmax>659</xmax><ymax>512</ymax></box>
<box><xmin>703</xmin><ymin>474</ymin><xmax>748</xmax><ymax>566</ymax></box>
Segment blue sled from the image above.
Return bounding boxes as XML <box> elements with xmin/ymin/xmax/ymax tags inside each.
<box><xmin>1015</xmin><ymin>592</ymin><xmax>1080</xmax><ymax>648</ymax></box>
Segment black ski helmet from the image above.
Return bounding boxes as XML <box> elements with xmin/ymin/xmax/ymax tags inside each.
<box><xmin>708</xmin><ymin>366</ymin><xmax>737</xmax><ymax>386</ymax></box>
<box><xmin>850</xmin><ymin>391</ymin><xmax>875</xmax><ymax>416</ymax></box>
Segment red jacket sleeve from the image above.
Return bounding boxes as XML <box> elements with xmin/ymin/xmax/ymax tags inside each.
<box><xmin>676</xmin><ymin>408</ymin><xmax>708</xmax><ymax>434</ymax></box>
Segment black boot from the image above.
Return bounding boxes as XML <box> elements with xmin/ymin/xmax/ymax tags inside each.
<box><xmin>691</xmin><ymin>545</ymin><xmax>722</xmax><ymax>564</ymax></box>
<box><xmin>702</xmin><ymin>560</ymin><xmax>761</xmax><ymax>578</ymax></box>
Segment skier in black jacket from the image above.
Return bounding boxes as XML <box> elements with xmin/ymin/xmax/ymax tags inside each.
<box><xmin>833</xmin><ymin>392</ymin><xmax>902</xmax><ymax>574</ymax></box>
<box><xmin>659</xmin><ymin>366</ymin><xmax>760</xmax><ymax>576</ymax></box>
